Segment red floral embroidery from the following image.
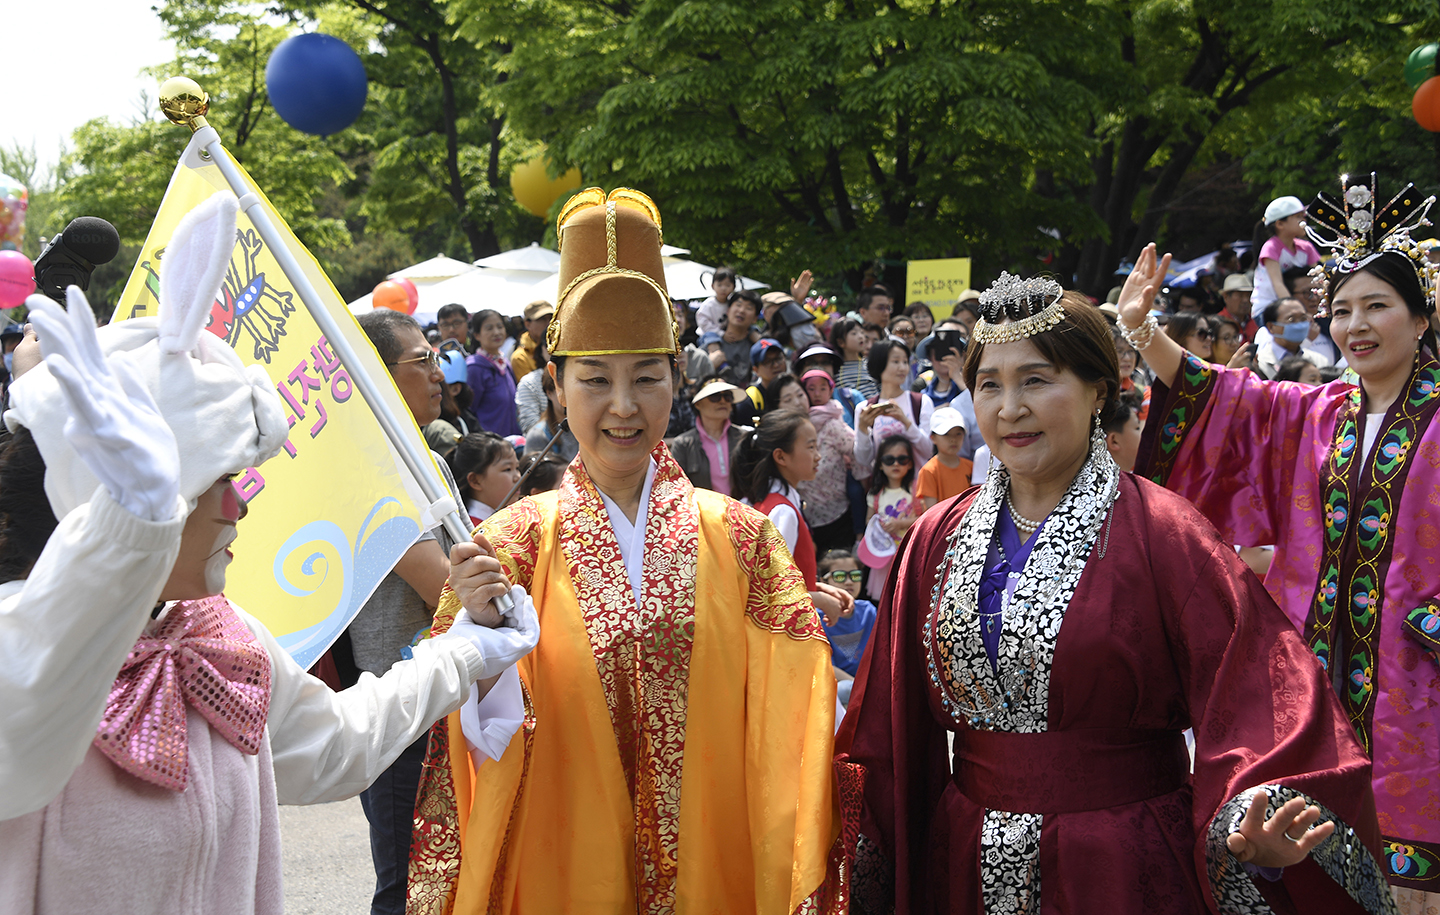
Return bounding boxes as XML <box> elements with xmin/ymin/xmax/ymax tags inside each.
<box><xmin>559</xmin><ymin>446</ymin><xmax>700</xmax><ymax>913</ymax></box>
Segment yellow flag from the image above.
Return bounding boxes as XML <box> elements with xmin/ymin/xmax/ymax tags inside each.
<box><xmin>116</xmin><ymin>135</ymin><xmax>445</xmax><ymax>668</ymax></box>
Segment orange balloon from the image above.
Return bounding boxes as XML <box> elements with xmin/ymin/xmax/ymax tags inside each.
<box><xmin>373</xmin><ymin>279</ymin><xmax>410</xmax><ymax>312</ymax></box>
<box><xmin>1414</xmin><ymin>77</ymin><xmax>1440</xmax><ymax>132</ymax></box>
<box><xmin>510</xmin><ymin>156</ymin><xmax>582</xmax><ymax>217</ymax></box>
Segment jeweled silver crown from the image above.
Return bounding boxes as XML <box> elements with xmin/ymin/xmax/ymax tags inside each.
<box><xmin>977</xmin><ymin>272</ymin><xmax>1063</xmax><ymax>324</ymax></box>
<box><xmin>973</xmin><ymin>272</ymin><xmax>1067</xmax><ymax>345</ymax></box>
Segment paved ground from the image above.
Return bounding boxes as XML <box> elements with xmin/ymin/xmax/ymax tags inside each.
<box><xmin>279</xmin><ymin>797</ymin><xmax>375</xmax><ymax>914</ymax></box>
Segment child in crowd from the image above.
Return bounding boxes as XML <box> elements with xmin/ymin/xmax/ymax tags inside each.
<box><xmin>514</xmin><ymin>452</ymin><xmax>567</xmax><ymax>500</ymax></box>
<box><xmin>733</xmin><ymin>410</ymin><xmax>853</xmax><ymax>626</ymax></box>
<box><xmin>915</xmin><ymin>406</ymin><xmax>973</xmax><ymax>509</ymax></box>
<box><xmin>1251</xmin><ymin>195</ymin><xmax>1319</xmax><ymax>315</ymax></box>
<box><xmin>448</xmin><ymin>431</ymin><xmax>520</xmax><ymax>525</ymax></box>
<box><xmin>816</xmin><ymin>550</ymin><xmax>877</xmax><ymax>707</ymax></box>
<box><xmin>1274</xmin><ymin>354</ymin><xmax>1323</xmax><ymax>385</ymax></box>
<box><xmin>693</xmin><ymin>265</ymin><xmax>737</xmax><ymax>336</ymax></box>
<box><xmin>857</xmin><ymin>434</ymin><xmax>919</xmax><ymax>601</ymax></box>
<box><xmin>1102</xmin><ymin>391</ymin><xmax>1145</xmax><ymax>472</ymax></box>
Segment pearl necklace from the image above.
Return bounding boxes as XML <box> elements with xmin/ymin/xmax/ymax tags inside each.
<box><xmin>1005</xmin><ymin>486</ymin><xmax>1043</xmax><ymax>538</ymax></box>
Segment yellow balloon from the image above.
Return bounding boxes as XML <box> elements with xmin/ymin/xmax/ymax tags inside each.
<box><xmin>510</xmin><ymin>157</ymin><xmax>582</xmax><ymax>218</ymax></box>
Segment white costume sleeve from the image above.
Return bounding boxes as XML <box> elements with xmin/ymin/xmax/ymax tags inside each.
<box><xmin>244</xmin><ymin>609</ymin><xmax>487</xmax><ymax>805</ymax></box>
<box><xmin>766</xmin><ymin>502</ymin><xmax>801</xmax><ymax>553</ymax></box>
<box><xmin>461</xmin><ymin>665</ymin><xmax>526</xmax><ymax>769</ymax></box>
<box><xmin>0</xmin><ymin>488</ymin><xmax>188</xmax><ymax>819</ymax></box>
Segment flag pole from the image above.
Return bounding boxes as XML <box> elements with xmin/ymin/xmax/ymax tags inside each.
<box><xmin>156</xmin><ymin>77</ymin><xmax>510</xmax><ymax>612</ymax></box>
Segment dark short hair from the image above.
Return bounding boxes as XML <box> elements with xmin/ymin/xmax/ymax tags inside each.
<box><xmin>1102</xmin><ymin>389</ymin><xmax>1142</xmax><ymax>434</ymax></box>
<box><xmin>518</xmin><ymin>452</ymin><xmax>568</xmax><ymax>496</ymax></box>
<box><xmin>1262</xmin><ymin>298</ymin><xmax>1302</xmax><ymax>328</ymax></box>
<box><xmin>856</xmin><ymin>285</ymin><xmax>894</xmax><ymax>312</ymax></box>
<box><xmin>1274</xmin><ymin>354</ymin><xmax>1314</xmax><ymax>382</ymax></box>
<box><xmin>437</xmin><ymin>303</ymin><xmax>468</xmax><ymax>323</ymax></box>
<box><xmin>762</xmin><ymin>373</ymin><xmax>803</xmax><ymax>414</ymax></box>
<box><xmin>955</xmin><ymin>298</ymin><xmax>982</xmax><ymax>319</ymax></box>
<box><xmin>470</xmin><ymin>308</ymin><xmax>505</xmax><ymax>337</ymax></box>
<box><xmin>962</xmin><ymin>290</ymin><xmax>1120</xmax><ymax>425</ymax></box>
<box><xmin>904</xmin><ymin>303</ymin><xmax>935</xmax><ymax>323</ymax></box>
<box><xmin>727</xmin><ymin>289</ymin><xmax>762</xmax><ymax>312</ymax></box>
<box><xmin>1162</xmin><ymin>312</ymin><xmax>1205</xmax><ymax>346</ymax></box>
<box><xmin>358</xmin><ymin>309</ymin><xmax>422</xmax><ymax>363</ymax></box>
<box><xmin>866</xmin><ymin>338</ymin><xmax>911</xmax><ymax>383</ymax></box>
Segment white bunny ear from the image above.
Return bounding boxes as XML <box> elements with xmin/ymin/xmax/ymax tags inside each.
<box><xmin>158</xmin><ymin>192</ymin><xmax>238</xmax><ymax>355</ymax></box>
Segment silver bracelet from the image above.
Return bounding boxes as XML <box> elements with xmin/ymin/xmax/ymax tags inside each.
<box><xmin>1120</xmin><ymin>313</ymin><xmax>1159</xmax><ymax>351</ymax></box>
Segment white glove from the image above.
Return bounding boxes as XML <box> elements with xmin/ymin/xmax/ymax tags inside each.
<box><xmin>444</xmin><ymin>585</ymin><xmax>541</xmax><ymax>680</ymax></box>
<box><xmin>28</xmin><ymin>289</ymin><xmax>181</xmax><ymax>521</ymax></box>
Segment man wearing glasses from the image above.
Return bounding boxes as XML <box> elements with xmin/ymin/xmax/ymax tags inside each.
<box><xmin>1255</xmin><ymin>297</ymin><xmax>1333</xmax><ymax>379</ymax></box>
<box><xmin>436</xmin><ymin>303</ymin><xmax>473</xmax><ymax>353</ymax></box>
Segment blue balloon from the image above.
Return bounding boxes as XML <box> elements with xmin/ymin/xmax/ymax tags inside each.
<box><xmin>265</xmin><ymin>33</ymin><xmax>368</xmax><ymax>136</ymax></box>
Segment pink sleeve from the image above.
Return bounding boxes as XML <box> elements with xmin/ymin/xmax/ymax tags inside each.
<box><xmin>1296</xmin><ymin>238</ymin><xmax>1320</xmax><ymax>266</ymax></box>
<box><xmin>1258</xmin><ymin>236</ymin><xmax>1285</xmax><ymax>263</ymax></box>
<box><xmin>1137</xmin><ymin>353</ymin><xmax>1347</xmax><ymax>548</ymax></box>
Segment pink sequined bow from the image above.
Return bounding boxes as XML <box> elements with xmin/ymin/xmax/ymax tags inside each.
<box><xmin>93</xmin><ymin>594</ymin><xmax>272</xmax><ymax>791</ymax></box>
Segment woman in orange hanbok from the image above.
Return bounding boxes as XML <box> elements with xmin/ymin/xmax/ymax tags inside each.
<box><xmin>407</xmin><ymin>188</ymin><xmax>849</xmax><ymax>915</ymax></box>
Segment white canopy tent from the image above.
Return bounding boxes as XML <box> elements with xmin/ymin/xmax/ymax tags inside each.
<box><xmin>346</xmin><ymin>253</ymin><xmax>478</xmax><ymax>318</ymax></box>
<box><xmin>345</xmin><ymin>243</ymin><xmax>767</xmax><ymax>325</ymax></box>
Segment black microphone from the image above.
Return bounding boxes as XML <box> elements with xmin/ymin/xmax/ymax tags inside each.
<box><xmin>34</xmin><ymin>217</ymin><xmax>121</xmax><ymax>304</ymax></box>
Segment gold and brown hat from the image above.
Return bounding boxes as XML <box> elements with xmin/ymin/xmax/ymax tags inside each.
<box><xmin>546</xmin><ymin>187</ymin><xmax>676</xmax><ymax>356</ymax></box>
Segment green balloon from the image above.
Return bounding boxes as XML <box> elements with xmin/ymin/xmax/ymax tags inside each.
<box><xmin>1406</xmin><ymin>43</ymin><xmax>1438</xmax><ymax>91</ymax></box>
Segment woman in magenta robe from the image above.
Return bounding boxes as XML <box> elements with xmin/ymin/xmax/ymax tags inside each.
<box><xmin>835</xmin><ymin>278</ymin><xmax>1395</xmax><ymax>914</ymax></box>
<box><xmin>1132</xmin><ymin>177</ymin><xmax>1440</xmax><ymax>906</ymax></box>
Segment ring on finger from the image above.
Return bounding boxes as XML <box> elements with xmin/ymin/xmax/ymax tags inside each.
<box><xmin>1283</xmin><ymin>829</ymin><xmax>1304</xmax><ymax>843</ymax></box>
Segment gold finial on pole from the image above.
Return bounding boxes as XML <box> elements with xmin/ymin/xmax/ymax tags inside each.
<box><xmin>159</xmin><ymin>77</ymin><xmax>210</xmax><ymax>132</ymax></box>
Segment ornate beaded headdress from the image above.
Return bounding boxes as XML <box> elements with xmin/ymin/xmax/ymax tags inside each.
<box><xmin>1304</xmin><ymin>173</ymin><xmax>1437</xmax><ymax>316</ymax></box>
<box><xmin>972</xmin><ymin>271</ymin><xmax>1065</xmax><ymax>344</ymax></box>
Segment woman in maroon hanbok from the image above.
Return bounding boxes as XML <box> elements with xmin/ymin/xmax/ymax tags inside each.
<box><xmin>834</xmin><ymin>277</ymin><xmax>1396</xmax><ymax>914</ymax></box>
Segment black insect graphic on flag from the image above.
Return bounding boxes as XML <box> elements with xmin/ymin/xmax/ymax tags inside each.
<box><xmin>132</xmin><ymin>226</ymin><xmax>296</xmax><ymax>363</ymax></box>
<box><xmin>204</xmin><ymin>227</ymin><xmax>297</xmax><ymax>362</ymax></box>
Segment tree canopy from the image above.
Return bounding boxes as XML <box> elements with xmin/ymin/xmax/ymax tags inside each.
<box><xmin>17</xmin><ymin>0</ymin><xmax>1440</xmax><ymax>309</ymax></box>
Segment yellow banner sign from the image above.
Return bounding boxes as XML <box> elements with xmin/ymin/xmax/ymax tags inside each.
<box><xmin>905</xmin><ymin>257</ymin><xmax>972</xmax><ymax>308</ymax></box>
<box><xmin>116</xmin><ymin>135</ymin><xmax>441</xmax><ymax>668</ymax></box>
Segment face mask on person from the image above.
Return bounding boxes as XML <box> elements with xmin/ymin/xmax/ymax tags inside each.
<box><xmin>2</xmin><ymin>352</ymin><xmax>10</xmax><ymax>374</ymax></box>
<box><xmin>1280</xmin><ymin>321</ymin><xmax>1310</xmax><ymax>344</ymax></box>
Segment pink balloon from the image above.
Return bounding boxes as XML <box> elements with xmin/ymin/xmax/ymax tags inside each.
<box><xmin>0</xmin><ymin>250</ymin><xmax>34</xmax><ymax>309</ymax></box>
<box><xmin>394</xmin><ymin>277</ymin><xmax>419</xmax><ymax>314</ymax></box>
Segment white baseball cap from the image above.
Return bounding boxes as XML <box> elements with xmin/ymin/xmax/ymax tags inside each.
<box><xmin>929</xmin><ymin>406</ymin><xmax>967</xmax><ymax>436</ymax></box>
<box><xmin>1264</xmin><ymin>196</ymin><xmax>1305</xmax><ymax>225</ymax></box>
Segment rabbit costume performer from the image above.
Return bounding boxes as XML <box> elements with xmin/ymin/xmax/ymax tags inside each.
<box><xmin>0</xmin><ymin>194</ymin><xmax>539</xmax><ymax>915</ymax></box>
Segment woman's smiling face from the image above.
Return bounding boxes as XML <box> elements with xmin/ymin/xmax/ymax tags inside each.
<box><xmin>554</xmin><ymin>354</ymin><xmax>673</xmax><ymax>493</ymax></box>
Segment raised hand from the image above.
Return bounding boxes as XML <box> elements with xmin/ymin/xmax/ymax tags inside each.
<box><xmin>790</xmin><ymin>269</ymin><xmax>814</xmax><ymax>302</ymax></box>
<box><xmin>27</xmin><ymin>290</ymin><xmax>181</xmax><ymax>521</ymax></box>
<box><xmin>1117</xmin><ymin>243</ymin><xmax>1171</xmax><ymax>331</ymax></box>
